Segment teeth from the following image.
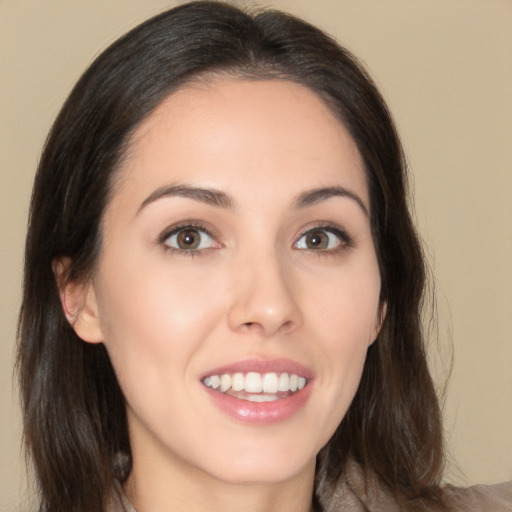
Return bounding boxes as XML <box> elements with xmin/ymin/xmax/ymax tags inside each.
<box><xmin>247</xmin><ymin>394</ymin><xmax>279</xmax><ymax>402</ymax></box>
<box><xmin>231</xmin><ymin>372</ymin><xmax>244</xmax><ymax>392</ymax></box>
<box><xmin>289</xmin><ymin>374</ymin><xmax>298</xmax><ymax>392</ymax></box>
<box><xmin>203</xmin><ymin>372</ymin><xmax>307</xmax><ymax>395</ymax></box>
<box><xmin>263</xmin><ymin>372</ymin><xmax>279</xmax><ymax>393</ymax></box>
<box><xmin>210</xmin><ymin>375</ymin><xmax>221</xmax><ymax>390</ymax></box>
<box><xmin>245</xmin><ymin>372</ymin><xmax>263</xmax><ymax>393</ymax></box>
<box><xmin>278</xmin><ymin>373</ymin><xmax>290</xmax><ymax>392</ymax></box>
<box><xmin>220</xmin><ymin>374</ymin><xmax>231</xmax><ymax>392</ymax></box>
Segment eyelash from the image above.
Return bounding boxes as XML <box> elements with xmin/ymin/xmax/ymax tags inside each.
<box><xmin>295</xmin><ymin>223</ymin><xmax>354</xmax><ymax>255</ymax></box>
<box><xmin>158</xmin><ymin>221</ymin><xmax>219</xmax><ymax>258</ymax></box>
<box><xmin>157</xmin><ymin>222</ymin><xmax>354</xmax><ymax>257</ymax></box>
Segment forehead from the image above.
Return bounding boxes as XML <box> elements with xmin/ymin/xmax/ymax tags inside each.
<box><xmin>113</xmin><ymin>78</ymin><xmax>368</xmax><ymax>211</ymax></box>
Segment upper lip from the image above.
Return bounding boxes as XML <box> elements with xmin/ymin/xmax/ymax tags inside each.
<box><xmin>200</xmin><ymin>358</ymin><xmax>314</xmax><ymax>380</ymax></box>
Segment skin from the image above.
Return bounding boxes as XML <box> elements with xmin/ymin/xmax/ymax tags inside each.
<box><xmin>61</xmin><ymin>79</ymin><xmax>383</xmax><ymax>512</ymax></box>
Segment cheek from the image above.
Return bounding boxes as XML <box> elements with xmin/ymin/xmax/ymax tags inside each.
<box><xmin>93</xmin><ymin>256</ymin><xmax>225</xmax><ymax>385</ymax></box>
<box><xmin>306</xmin><ymin>259</ymin><xmax>381</xmax><ymax>425</ymax></box>
<box><xmin>93</xmin><ymin>261</ymin><xmax>227</xmax><ymax>450</ymax></box>
<box><xmin>311</xmin><ymin>258</ymin><xmax>381</xmax><ymax>344</ymax></box>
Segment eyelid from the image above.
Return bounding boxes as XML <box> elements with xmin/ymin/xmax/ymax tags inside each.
<box><xmin>293</xmin><ymin>223</ymin><xmax>354</xmax><ymax>251</ymax></box>
<box><xmin>157</xmin><ymin>221</ymin><xmax>222</xmax><ymax>253</ymax></box>
<box><xmin>156</xmin><ymin>220</ymin><xmax>353</xmax><ymax>256</ymax></box>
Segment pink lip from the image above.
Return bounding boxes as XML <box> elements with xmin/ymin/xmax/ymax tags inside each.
<box><xmin>201</xmin><ymin>358</ymin><xmax>314</xmax><ymax>424</ymax></box>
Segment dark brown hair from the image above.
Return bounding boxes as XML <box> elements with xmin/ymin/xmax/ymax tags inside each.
<box><xmin>18</xmin><ymin>2</ymin><xmax>445</xmax><ymax>511</ymax></box>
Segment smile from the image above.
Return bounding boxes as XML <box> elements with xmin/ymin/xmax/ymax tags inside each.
<box><xmin>202</xmin><ymin>372</ymin><xmax>307</xmax><ymax>402</ymax></box>
<box><xmin>201</xmin><ymin>359</ymin><xmax>313</xmax><ymax>423</ymax></box>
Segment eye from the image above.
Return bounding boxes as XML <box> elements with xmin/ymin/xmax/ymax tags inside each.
<box><xmin>162</xmin><ymin>226</ymin><xmax>217</xmax><ymax>252</ymax></box>
<box><xmin>294</xmin><ymin>226</ymin><xmax>350</xmax><ymax>251</ymax></box>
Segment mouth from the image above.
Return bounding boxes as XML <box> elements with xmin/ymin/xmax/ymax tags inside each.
<box><xmin>200</xmin><ymin>359</ymin><xmax>313</xmax><ymax>423</ymax></box>
<box><xmin>202</xmin><ymin>372</ymin><xmax>307</xmax><ymax>402</ymax></box>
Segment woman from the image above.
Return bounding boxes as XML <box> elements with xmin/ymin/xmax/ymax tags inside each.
<box><xmin>16</xmin><ymin>2</ymin><xmax>510</xmax><ymax>511</ymax></box>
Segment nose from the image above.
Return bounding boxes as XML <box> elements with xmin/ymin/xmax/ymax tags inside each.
<box><xmin>227</xmin><ymin>249</ymin><xmax>303</xmax><ymax>337</ymax></box>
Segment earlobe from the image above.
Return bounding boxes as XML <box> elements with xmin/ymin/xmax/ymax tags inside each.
<box><xmin>52</xmin><ymin>257</ymin><xmax>104</xmax><ymax>344</ymax></box>
<box><xmin>369</xmin><ymin>302</ymin><xmax>387</xmax><ymax>346</ymax></box>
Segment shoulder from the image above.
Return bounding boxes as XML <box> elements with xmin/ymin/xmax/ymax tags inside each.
<box><xmin>442</xmin><ymin>481</ymin><xmax>512</xmax><ymax>512</ymax></box>
<box><xmin>323</xmin><ymin>462</ymin><xmax>511</xmax><ymax>512</ymax></box>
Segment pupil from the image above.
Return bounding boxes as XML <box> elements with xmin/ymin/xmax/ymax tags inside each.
<box><xmin>178</xmin><ymin>229</ymin><xmax>199</xmax><ymax>249</ymax></box>
<box><xmin>307</xmin><ymin>231</ymin><xmax>325</xmax><ymax>249</ymax></box>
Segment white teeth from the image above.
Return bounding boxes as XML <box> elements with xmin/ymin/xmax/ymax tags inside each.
<box><xmin>278</xmin><ymin>373</ymin><xmax>290</xmax><ymax>392</ymax></box>
<box><xmin>210</xmin><ymin>375</ymin><xmax>221</xmax><ymax>390</ymax></box>
<box><xmin>263</xmin><ymin>372</ymin><xmax>279</xmax><ymax>393</ymax></box>
<box><xmin>289</xmin><ymin>374</ymin><xmax>298</xmax><ymax>392</ymax></box>
<box><xmin>231</xmin><ymin>372</ymin><xmax>244</xmax><ymax>392</ymax></box>
<box><xmin>203</xmin><ymin>371</ymin><xmax>307</xmax><ymax>395</ymax></box>
<box><xmin>220</xmin><ymin>374</ymin><xmax>231</xmax><ymax>392</ymax></box>
<box><xmin>247</xmin><ymin>394</ymin><xmax>279</xmax><ymax>402</ymax></box>
<box><xmin>245</xmin><ymin>372</ymin><xmax>263</xmax><ymax>393</ymax></box>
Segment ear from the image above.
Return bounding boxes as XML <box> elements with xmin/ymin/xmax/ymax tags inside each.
<box><xmin>52</xmin><ymin>257</ymin><xmax>104</xmax><ymax>343</ymax></box>
<box><xmin>369</xmin><ymin>301</ymin><xmax>387</xmax><ymax>346</ymax></box>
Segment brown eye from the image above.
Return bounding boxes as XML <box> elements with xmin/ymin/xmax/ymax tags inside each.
<box><xmin>163</xmin><ymin>226</ymin><xmax>216</xmax><ymax>251</ymax></box>
<box><xmin>176</xmin><ymin>229</ymin><xmax>201</xmax><ymax>249</ymax></box>
<box><xmin>305</xmin><ymin>231</ymin><xmax>329</xmax><ymax>249</ymax></box>
<box><xmin>295</xmin><ymin>227</ymin><xmax>348</xmax><ymax>251</ymax></box>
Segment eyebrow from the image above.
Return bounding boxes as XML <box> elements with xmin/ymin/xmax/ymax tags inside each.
<box><xmin>137</xmin><ymin>183</ymin><xmax>368</xmax><ymax>217</ymax></box>
<box><xmin>137</xmin><ymin>184</ymin><xmax>235</xmax><ymax>214</ymax></box>
<box><xmin>293</xmin><ymin>186</ymin><xmax>369</xmax><ymax>217</ymax></box>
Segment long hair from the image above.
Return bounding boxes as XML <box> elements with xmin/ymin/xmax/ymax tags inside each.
<box><xmin>17</xmin><ymin>2</ymin><xmax>444</xmax><ymax>511</ymax></box>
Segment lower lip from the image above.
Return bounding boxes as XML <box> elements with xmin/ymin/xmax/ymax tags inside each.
<box><xmin>204</xmin><ymin>384</ymin><xmax>312</xmax><ymax>424</ymax></box>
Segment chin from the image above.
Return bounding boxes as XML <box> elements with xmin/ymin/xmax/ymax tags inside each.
<box><xmin>207</xmin><ymin>460</ymin><xmax>313</xmax><ymax>486</ymax></box>
<box><xmin>192</xmin><ymin>439</ymin><xmax>318</xmax><ymax>486</ymax></box>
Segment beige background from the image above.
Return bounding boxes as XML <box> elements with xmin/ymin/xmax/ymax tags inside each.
<box><xmin>1</xmin><ymin>1</ymin><xmax>510</xmax><ymax>510</ymax></box>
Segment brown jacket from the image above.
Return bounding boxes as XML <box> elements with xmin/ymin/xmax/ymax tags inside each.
<box><xmin>110</xmin><ymin>477</ymin><xmax>511</xmax><ymax>512</ymax></box>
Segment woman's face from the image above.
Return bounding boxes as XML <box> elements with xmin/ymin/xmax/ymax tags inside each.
<box><xmin>77</xmin><ymin>79</ymin><xmax>382</xmax><ymax>487</ymax></box>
